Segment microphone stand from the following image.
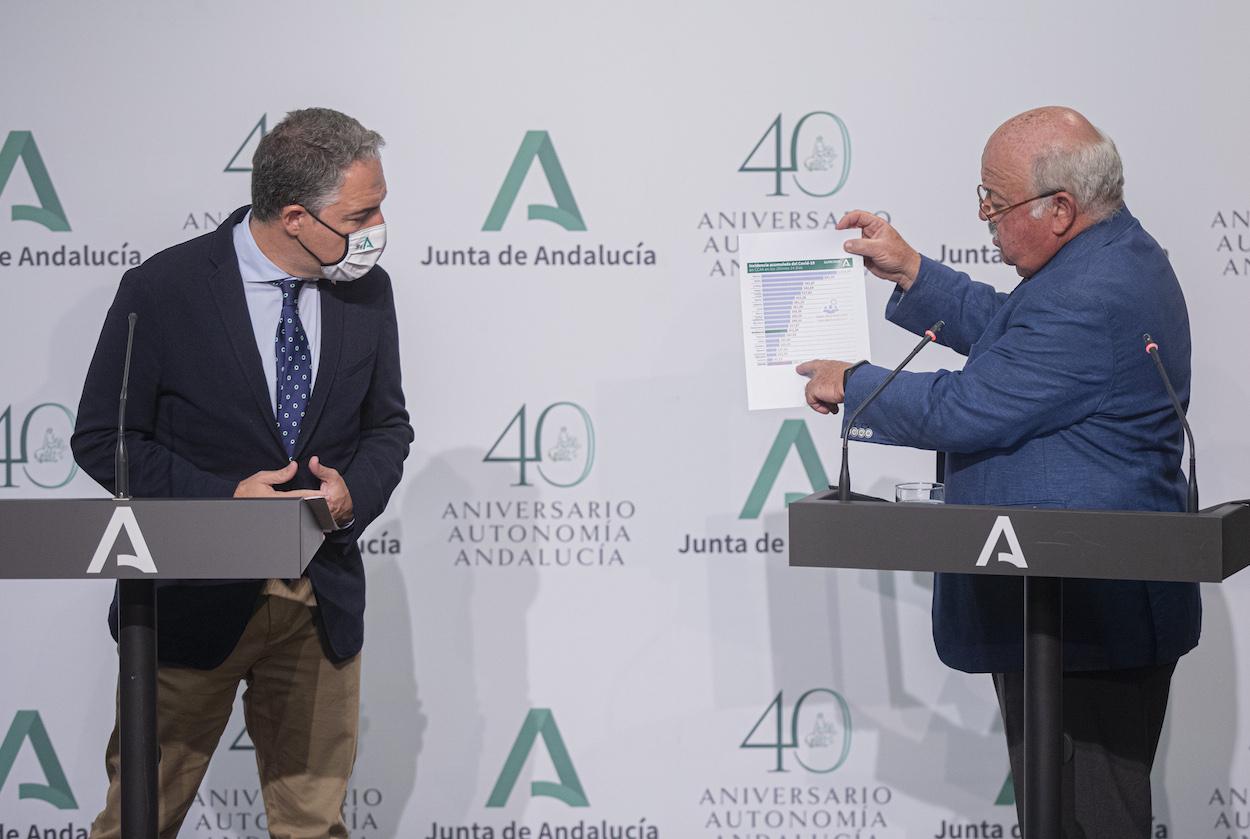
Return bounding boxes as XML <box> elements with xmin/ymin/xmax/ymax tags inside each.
<box><xmin>838</xmin><ymin>321</ymin><xmax>944</xmax><ymax>502</ymax></box>
<box><xmin>1143</xmin><ymin>334</ymin><xmax>1198</xmax><ymax>514</ymax></box>
<box><xmin>114</xmin><ymin>313</ymin><xmax>159</xmax><ymax>839</ymax></box>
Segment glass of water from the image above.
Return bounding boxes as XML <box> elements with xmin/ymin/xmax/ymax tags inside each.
<box><xmin>895</xmin><ymin>481</ymin><xmax>945</xmax><ymax>503</ymax></box>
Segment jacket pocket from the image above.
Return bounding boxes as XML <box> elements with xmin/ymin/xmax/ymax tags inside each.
<box><xmin>338</xmin><ymin>351</ymin><xmax>376</xmax><ymax>381</ymax></box>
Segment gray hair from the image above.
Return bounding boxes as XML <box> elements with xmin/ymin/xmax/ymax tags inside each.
<box><xmin>1030</xmin><ymin>129</ymin><xmax>1124</xmax><ymax>223</ymax></box>
<box><xmin>250</xmin><ymin>108</ymin><xmax>385</xmax><ymax>222</ymax></box>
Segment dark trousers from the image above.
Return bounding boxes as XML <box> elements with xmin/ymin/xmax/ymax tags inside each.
<box><xmin>992</xmin><ymin>661</ymin><xmax>1176</xmax><ymax>839</ymax></box>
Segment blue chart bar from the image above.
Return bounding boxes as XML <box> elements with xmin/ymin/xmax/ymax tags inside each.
<box><xmin>750</xmin><ymin>269</ymin><xmax>844</xmax><ymax>366</ymax></box>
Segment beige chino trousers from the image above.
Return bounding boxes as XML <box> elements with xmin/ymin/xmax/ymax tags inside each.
<box><xmin>89</xmin><ymin>590</ymin><xmax>361</xmax><ymax>839</ymax></box>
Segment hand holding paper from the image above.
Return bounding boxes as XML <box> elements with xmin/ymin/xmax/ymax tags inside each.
<box><xmin>737</xmin><ymin>229</ymin><xmax>872</xmax><ymax>411</ymax></box>
<box><xmin>836</xmin><ymin>211</ymin><xmax>922</xmax><ymax>290</ymax></box>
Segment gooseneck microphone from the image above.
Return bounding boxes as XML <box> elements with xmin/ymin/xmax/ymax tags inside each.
<box><xmin>114</xmin><ymin>310</ymin><xmax>158</xmax><ymax>837</ymax></box>
<box><xmin>115</xmin><ymin>312</ymin><xmax>137</xmax><ymax>500</ymax></box>
<box><xmin>838</xmin><ymin>321</ymin><xmax>944</xmax><ymax>502</ymax></box>
<box><xmin>1143</xmin><ymin>333</ymin><xmax>1198</xmax><ymax>513</ymax></box>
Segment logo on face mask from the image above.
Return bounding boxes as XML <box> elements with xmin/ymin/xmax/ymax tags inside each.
<box><xmin>299</xmin><ymin>211</ymin><xmax>387</xmax><ymax>283</ymax></box>
<box><xmin>0</xmin><ymin>132</ymin><xmax>70</xmax><ymax>232</ymax></box>
<box><xmin>483</xmin><ymin>131</ymin><xmax>586</xmax><ymax>232</ymax></box>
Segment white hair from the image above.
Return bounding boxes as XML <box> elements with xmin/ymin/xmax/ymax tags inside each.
<box><xmin>1029</xmin><ymin>129</ymin><xmax>1125</xmax><ymax>223</ymax></box>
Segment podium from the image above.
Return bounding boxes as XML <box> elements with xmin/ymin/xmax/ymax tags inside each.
<box><xmin>0</xmin><ymin>496</ymin><xmax>334</xmax><ymax>839</ymax></box>
<box><xmin>788</xmin><ymin>492</ymin><xmax>1250</xmax><ymax>838</ymax></box>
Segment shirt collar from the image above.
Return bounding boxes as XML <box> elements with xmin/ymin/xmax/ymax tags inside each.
<box><xmin>1034</xmin><ymin>205</ymin><xmax>1136</xmax><ymax>279</ymax></box>
<box><xmin>233</xmin><ymin>209</ymin><xmax>303</xmax><ymax>284</ymax></box>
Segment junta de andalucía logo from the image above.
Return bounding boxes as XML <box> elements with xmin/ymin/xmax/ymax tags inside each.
<box><xmin>739</xmin><ymin>419</ymin><xmax>828</xmax><ymax>519</ymax></box>
<box><xmin>484</xmin><ymin>131</ymin><xmax>586</xmax><ymax>232</ymax></box>
<box><xmin>0</xmin><ymin>711</ymin><xmax>77</xmax><ymax>809</ymax></box>
<box><xmin>0</xmin><ymin>132</ymin><xmax>70</xmax><ymax>232</ymax></box>
<box><xmin>487</xmin><ymin>708</ymin><xmax>588</xmax><ymax>808</ymax></box>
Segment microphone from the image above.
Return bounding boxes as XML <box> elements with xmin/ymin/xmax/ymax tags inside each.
<box><xmin>1142</xmin><ymin>333</ymin><xmax>1197</xmax><ymax>513</ymax></box>
<box><xmin>838</xmin><ymin>321</ymin><xmax>944</xmax><ymax>502</ymax></box>
<box><xmin>115</xmin><ymin>312</ymin><xmax>137</xmax><ymax>500</ymax></box>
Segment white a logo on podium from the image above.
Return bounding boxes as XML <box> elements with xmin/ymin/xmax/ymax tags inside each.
<box><xmin>975</xmin><ymin>515</ymin><xmax>1028</xmax><ymax>569</ymax></box>
<box><xmin>87</xmin><ymin>507</ymin><xmax>157</xmax><ymax>574</ymax></box>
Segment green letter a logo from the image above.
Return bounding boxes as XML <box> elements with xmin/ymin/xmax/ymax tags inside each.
<box><xmin>739</xmin><ymin>419</ymin><xmax>829</xmax><ymax>519</ymax></box>
<box><xmin>0</xmin><ymin>132</ymin><xmax>70</xmax><ymax>232</ymax></box>
<box><xmin>483</xmin><ymin>131</ymin><xmax>586</xmax><ymax>232</ymax></box>
<box><xmin>0</xmin><ymin>711</ymin><xmax>78</xmax><ymax>809</ymax></box>
<box><xmin>486</xmin><ymin>708</ymin><xmax>588</xmax><ymax>808</ymax></box>
<box><xmin>995</xmin><ymin>770</ymin><xmax>1015</xmax><ymax>806</ymax></box>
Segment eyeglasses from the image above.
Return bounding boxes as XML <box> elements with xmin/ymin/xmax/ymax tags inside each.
<box><xmin>977</xmin><ymin>185</ymin><xmax>1062</xmax><ymax>221</ymax></box>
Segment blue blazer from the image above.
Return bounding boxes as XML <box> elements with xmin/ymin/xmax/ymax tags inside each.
<box><xmin>72</xmin><ymin>206</ymin><xmax>413</xmax><ymax>668</ymax></box>
<box><xmin>842</xmin><ymin>207</ymin><xmax>1201</xmax><ymax>673</ymax></box>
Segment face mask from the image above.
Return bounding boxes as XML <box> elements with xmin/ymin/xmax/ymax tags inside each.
<box><xmin>298</xmin><ymin>210</ymin><xmax>387</xmax><ymax>282</ymax></box>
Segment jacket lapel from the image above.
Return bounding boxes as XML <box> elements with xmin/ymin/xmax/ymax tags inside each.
<box><xmin>292</xmin><ymin>282</ymin><xmax>344</xmax><ymax>460</ymax></box>
<box><xmin>207</xmin><ymin>209</ymin><xmax>286</xmax><ymax>454</ymax></box>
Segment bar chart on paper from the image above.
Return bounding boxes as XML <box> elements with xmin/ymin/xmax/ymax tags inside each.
<box><xmin>750</xmin><ymin>260</ymin><xmax>863</xmax><ymax>365</ymax></box>
<box><xmin>738</xmin><ymin>230</ymin><xmax>872</xmax><ymax>410</ymax></box>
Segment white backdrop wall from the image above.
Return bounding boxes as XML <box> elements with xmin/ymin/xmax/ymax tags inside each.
<box><xmin>1</xmin><ymin>2</ymin><xmax>1247</xmax><ymax>837</ymax></box>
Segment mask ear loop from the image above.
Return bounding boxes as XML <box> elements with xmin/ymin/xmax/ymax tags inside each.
<box><xmin>295</xmin><ymin>207</ymin><xmax>350</xmax><ymax>267</ymax></box>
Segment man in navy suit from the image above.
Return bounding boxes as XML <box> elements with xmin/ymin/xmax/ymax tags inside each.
<box><xmin>72</xmin><ymin>108</ymin><xmax>413</xmax><ymax>838</ymax></box>
<box><xmin>799</xmin><ymin>107</ymin><xmax>1196</xmax><ymax>837</ymax></box>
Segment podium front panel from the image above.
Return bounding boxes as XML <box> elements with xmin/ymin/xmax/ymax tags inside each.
<box><xmin>788</xmin><ymin>493</ymin><xmax>1250</xmax><ymax>583</ymax></box>
<box><xmin>0</xmin><ymin>498</ymin><xmax>329</xmax><ymax>580</ymax></box>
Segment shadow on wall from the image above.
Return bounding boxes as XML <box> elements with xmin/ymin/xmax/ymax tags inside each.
<box><xmin>404</xmin><ymin>446</ymin><xmax>541</xmax><ymax>825</ymax></box>
<box><xmin>51</xmin><ymin>282</ymin><xmax>116</xmax><ymax>400</ymax></box>
<box><xmin>760</xmin><ymin>540</ymin><xmax>1238</xmax><ymax>828</ymax></box>
<box><xmin>39</xmin><ymin>283</ymin><xmax>118</xmax><ymax>495</ymax></box>
<box><xmin>1152</xmin><ymin>581</ymin><xmax>1236</xmax><ymax>829</ymax></box>
<box><xmin>357</xmin><ymin>519</ymin><xmax>424</xmax><ymax>836</ymax></box>
<box><xmin>763</xmin><ymin>518</ymin><xmax>1022</xmax><ymax>819</ymax></box>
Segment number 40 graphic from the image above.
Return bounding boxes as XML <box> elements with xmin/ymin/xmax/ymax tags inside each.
<box><xmin>741</xmin><ymin>688</ymin><xmax>853</xmax><ymax>774</ymax></box>
<box><xmin>0</xmin><ymin>403</ymin><xmax>78</xmax><ymax>489</ymax></box>
<box><xmin>740</xmin><ymin>112</ymin><xmax>852</xmax><ymax>198</ymax></box>
<box><xmin>484</xmin><ymin>402</ymin><xmax>595</xmax><ymax>488</ymax></box>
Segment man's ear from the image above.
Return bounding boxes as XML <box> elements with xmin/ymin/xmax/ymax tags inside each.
<box><xmin>279</xmin><ymin>205</ymin><xmax>308</xmax><ymax>237</ymax></box>
<box><xmin>1049</xmin><ymin>192</ymin><xmax>1078</xmax><ymax>237</ymax></box>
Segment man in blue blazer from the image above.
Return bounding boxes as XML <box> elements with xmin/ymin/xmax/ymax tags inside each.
<box><xmin>72</xmin><ymin>108</ymin><xmax>413</xmax><ymax>838</ymax></box>
<box><xmin>799</xmin><ymin>107</ymin><xmax>1196</xmax><ymax>838</ymax></box>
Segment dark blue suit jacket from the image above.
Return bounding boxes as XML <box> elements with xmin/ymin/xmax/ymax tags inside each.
<box><xmin>72</xmin><ymin>206</ymin><xmax>413</xmax><ymax>667</ymax></box>
<box><xmin>842</xmin><ymin>207</ymin><xmax>1201</xmax><ymax>673</ymax></box>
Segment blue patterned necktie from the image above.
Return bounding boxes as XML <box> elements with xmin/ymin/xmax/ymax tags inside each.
<box><xmin>272</xmin><ymin>278</ymin><xmax>310</xmax><ymax>458</ymax></box>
